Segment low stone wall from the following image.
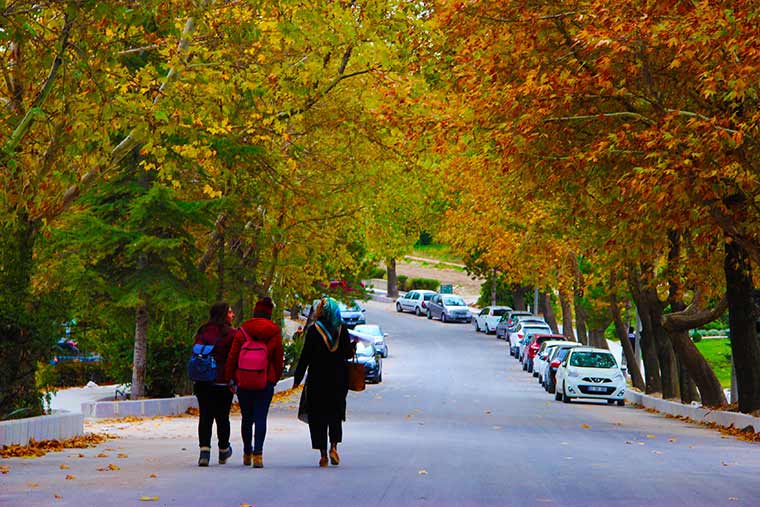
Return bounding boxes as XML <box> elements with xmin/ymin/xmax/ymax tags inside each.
<box><xmin>0</xmin><ymin>410</ymin><xmax>84</xmax><ymax>447</ymax></box>
<box><xmin>82</xmin><ymin>377</ymin><xmax>296</xmax><ymax>419</ymax></box>
<box><xmin>625</xmin><ymin>390</ymin><xmax>760</xmax><ymax>432</ymax></box>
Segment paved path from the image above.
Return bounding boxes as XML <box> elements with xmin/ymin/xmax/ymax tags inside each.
<box><xmin>2</xmin><ymin>300</ymin><xmax>759</xmax><ymax>506</ymax></box>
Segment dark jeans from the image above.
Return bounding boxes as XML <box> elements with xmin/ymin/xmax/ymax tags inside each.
<box><xmin>194</xmin><ymin>382</ymin><xmax>234</xmax><ymax>449</ymax></box>
<box><xmin>237</xmin><ymin>383</ymin><xmax>275</xmax><ymax>454</ymax></box>
<box><xmin>308</xmin><ymin>415</ymin><xmax>343</xmax><ymax>451</ymax></box>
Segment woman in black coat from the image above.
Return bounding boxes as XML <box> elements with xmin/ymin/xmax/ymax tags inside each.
<box><xmin>293</xmin><ymin>297</ymin><xmax>355</xmax><ymax>467</ymax></box>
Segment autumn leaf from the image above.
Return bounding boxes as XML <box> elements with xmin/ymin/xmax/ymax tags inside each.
<box><xmin>28</xmin><ymin>482</ymin><xmax>39</xmax><ymax>488</ymax></box>
<box><xmin>59</xmin><ymin>464</ymin><xmax>69</xmax><ymax>470</ymax></box>
<box><xmin>54</xmin><ymin>494</ymin><xmax>62</xmax><ymax>499</ymax></box>
<box><xmin>646</xmin><ymin>435</ymin><xmax>656</xmax><ymax>439</ymax></box>
<box><xmin>139</xmin><ymin>496</ymin><xmax>159</xmax><ymax>502</ymax></box>
<box><xmin>97</xmin><ymin>463</ymin><xmax>121</xmax><ymax>471</ymax></box>
<box><xmin>0</xmin><ymin>465</ymin><xmax>9</xmax><ymax>474</ymax></box>
<box><xmin>117</xmin><ymin>453</ymin><xmax>128</xmax><ymax>459</ymax></box>
<box><xmin>149</xmin><ymin>474</ymin><xmax>157</xmax><ymax>478</ymax></box>
<box><xmin>580</xmin><ymin>424</ymin><xmax>591</xmax><ymax>429</ymax></box>
<box><xmin>65</xmin><ymin>474</ymin><xmax>76</xmax><ymax>480</ymax></box>
<box><xmin>668</xmin><ymin>438</ymin><xmax>677</xmax><ymax>443</ymax></box>
<box><xmin>418</xmin><ymin>469</ymin><xmax>428</xmax><ymax>475</ymax></box>
<box><xmin>96</xmin><ymin>453</ymin><xmax>109</xmax><ymax>458</ymax></box>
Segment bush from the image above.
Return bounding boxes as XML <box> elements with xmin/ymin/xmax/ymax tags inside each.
<box><xmin>368</xmin><ymin>266</ymin><xmax>386</xmax><ymax>279</ymax></box>
<box><xmin>36</xmin><ymin>360</ymin><xmax>112</xmax><ymax>389</ymax></box>
<box><xmin>283</xmin><ymin>331</ymin><xmax>305</xmax><ymax>377</ymax></box>
<box><xmin>146</xmin><ymin>333</ymin><xmax>192</xmax><ymax>398</ymax></box>
<box><xmin>398</xmin><ymin>275</ymin><xmax>408</xmax><ymax>291</ymax></box>
<box><xmin>408</xmin><ymin>277</ymin><xmax>440</xmax><ymax>291</ymax></box>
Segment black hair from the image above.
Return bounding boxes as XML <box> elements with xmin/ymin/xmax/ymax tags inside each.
<box><xmin>209</xmin><ymin>302</ymin><xmax>231</xmax><ymax>328</ymax></box>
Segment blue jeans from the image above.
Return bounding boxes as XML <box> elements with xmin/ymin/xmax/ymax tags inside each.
<box><xmin>237</xmin><ymin>383</ymin><xmax>275</xmax><ymax>454</ymax></box>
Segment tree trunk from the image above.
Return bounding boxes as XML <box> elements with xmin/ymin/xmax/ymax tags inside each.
<box><xmin>678</xmin><ymin>356</ymin><xmax>700</xmax><ymax>405</ymax></box>
<box><xmin>512</xmin><ymin>285</ymin><xmax>527</xmax><ymax>311</ymax></box>
<box><xmin>724</xmin><ymin>240</ymin><xmax>760</xmax><ymax>413</ymax></box>
<box><xmin>131</xmin><ymin>304</ymin><xmax>149</xmax><ymax>399</ymax></box>
<box><xmin>588</xmin><ymin>328</ymin><xmax>609</xmax><ymax>349</ymax></box>
<box><xmin>559</xmin><ymin>288</ymin><xmax>574</xmax><ymax>340</ymax></box>
<box><xmin>539</xmin><ymin>291</ymin><xmax>559</xmax><ymax>334</ymax></box>
<box><xmin>610</xmin><ymin>292</ymin><xmax>645</xmax><ymax>390</ymax></box>
<box><xmin>662</xmin><ymin>298</ymin><xmax>727</xmax><ymax>407</ymax></box>
<box><xmin>571</xmin><ymin>256</ymin><xmax>588</xmax><ymax>345</ymax></box>
<box><xmin>491</xmin><ymin>268</ymin><xmax>497</xmax><ymax>307</ymax></box>
<box><xmin>386</xmin><ymin>258</ymin><xmax>398</xmax><ymax>299</ymax></box>
<box><xmin>628</xmin><ymin>270</ymin><xmax>663</xmax><ymax>394</ymax></box>
<box><xmin>647</xmin><ymin>290</ymin><xmax>680</xmax><ymax>400</ymax></box>
<box><xmin>216</xmin><ymin>232</ymin><xmax>225</xmax><ymax>301</ymax></box>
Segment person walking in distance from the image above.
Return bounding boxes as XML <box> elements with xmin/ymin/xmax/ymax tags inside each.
<box><xmin>225</xmin><ymin>297</ymin><xmax>284</xmax><ymax>468</ymax></box>
<box><xmin>293</xmin><ymin>297</ymin><xmax>356</xmax><ymax>467</ymax></box>
<box><xmin>193</xmin><ymin>302</ymin><xmax>237</xmax><ymax>467</ymax></box>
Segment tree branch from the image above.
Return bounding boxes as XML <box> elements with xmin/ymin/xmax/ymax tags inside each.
<box><xmin>662</xmin><ymin>295</ymin><xmax>728</xmax><ymax>333</ymax></box>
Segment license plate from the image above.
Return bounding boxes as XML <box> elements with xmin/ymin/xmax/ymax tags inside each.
<box><xmin>587</xmin><ymin>386</ymin><xmax>607</xmax><ymax>392</ymax></box>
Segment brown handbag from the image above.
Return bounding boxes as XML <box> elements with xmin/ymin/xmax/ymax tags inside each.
<box><xmin>347</xmin><ymin>358</ymin><xmax>365</xmax><ymax>392</ymax></box>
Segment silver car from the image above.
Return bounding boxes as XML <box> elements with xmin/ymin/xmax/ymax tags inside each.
<box><xmin>395</xmin><ymin>289</ymin><xmax>437</xmax><ymax>316</ymax></box>
<box><xmin>426</xmin><ymin>293</ymin><xmax>472</xmax><ymax>323</ymax></box>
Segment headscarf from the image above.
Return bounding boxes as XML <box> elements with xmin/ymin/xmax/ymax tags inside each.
<box><xmin>315</xmin><ymin>297</ymin><xmax>342</xmax><ymax>352</ymax></box>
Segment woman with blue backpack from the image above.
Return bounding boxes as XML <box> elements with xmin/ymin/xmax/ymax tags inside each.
<box><xmin>225</xmin><ymin>297</ymin><xmax>284</xmax><ymax>468</ymax></box>
<box><xmin>191</xmin><ymin>302</ymin><xmax>237</xmax><ymax>467</ymax></box>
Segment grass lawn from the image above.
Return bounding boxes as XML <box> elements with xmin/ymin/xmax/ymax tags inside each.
<box><xmin>695</xmin><ymin>338</ymin><xmax>732</xmax><ymax>388</ymax></box>
<box><xmin>411</xmin><ymin>243</ymin><xmax>462</xmax><ymax>264</ymax></box>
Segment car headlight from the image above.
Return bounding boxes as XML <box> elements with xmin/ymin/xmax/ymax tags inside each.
<box><xmin>567</xmin><ymin>368</ymin><xmax>580</xmax><ymax>378</ymax></box>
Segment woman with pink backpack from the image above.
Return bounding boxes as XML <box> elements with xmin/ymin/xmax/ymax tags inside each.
<box><xmin>225</xmin><ymin>297</ymin><xmax>284</xmax><ymax>468</ymax></box>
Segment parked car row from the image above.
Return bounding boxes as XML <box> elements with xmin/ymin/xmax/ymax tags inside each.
<box><xmin>506</xmin><ymin>321</ymin><xmax>627</xmax><ymax>406</ymax></box>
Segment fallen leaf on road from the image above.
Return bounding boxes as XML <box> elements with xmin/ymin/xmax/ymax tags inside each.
<box><xmin>97</xmin><ymin>463</ymin><xmax>121</xmax><ymax>471</ymax></box>
<box><xmin>59</xmin><ymin>464</ymin><xmax>69</xmax><ymax>470</ymax></box>
<box><xmin>580</xmin><ymin>424</ymin><xmax>591</xmax><ymax>429</ymax></box>
<box><xmin>646</xmin><ymin>435</ymin><xmax>656</xmax><ymax>439</ymax></box>
<box><xmin>241</xmin><ymin>504</ymin><xmax>252</xmax><ymax>507</ymax></box>
<box><xmin>96</xmin><ymin>453</ymin><xmax>109</xmax><ymax>458</ymax></box>
<box><xmin>418</xmin><ymin>469</ymin><xmax>428</xmax><ymax>475</ymax></box>
<box><xmin>54</xmin><ymin>494</ymin><xmax>62</xmax><ymax>499</ymax></box>
<box><xmin>625</xmin><ymin>441</ymin><xmax>633</xmax><ymax>445</ymax></box>
<box><xmin>139</xmin><ymin>496</ymin><xmax>159</xmax><ymax>501</ymax></box>
<box><xmin>0</xmin><ymin>465</ymin><xmax>9</xmax><ymax>474</ymax></box>
<box><xmin>65</xmin><ymin>474</ymin><xmax>76</xmax><ymax>480</ymax></box>
<box><xmin>729</xmin><ymin>498</ymin><xmax>738</xmax><ymax>501</ymax></box>
<box><xmin>638</xmin><ymin>442</ymin><xmax>645</xmax><ymax>446</ymax></box>
<box><xmin>117</xmin><ymin>453</ymin><xmax>128</xmax><ymax>459</ymax></box>
<box><xmin>149</xmin><ymin>474</ymin><xmax>157</xmax><ymax>478</ymax></box>
<box><xmin>72</xmin><ymin>454</ymin><xmax>85</xmax><ymax>458</ymax></box>
<box><xmin>28</xmin><ymin>482</ymin><xmax>39</xmax><ymax>488</ymax></box>
<box><xmin>492</xmin><ymin>425</ymin><xmax>503</xmax><ymax>430</ymax></box>
<box><xmin>485</xmin><ymin>410</ymin><xmax>492</xmax><ymax>415</ymax></box>
<box><xmin>668</xmin><ymin>438</ymin><xmax>677</xmax><ymax>443</ymax></box>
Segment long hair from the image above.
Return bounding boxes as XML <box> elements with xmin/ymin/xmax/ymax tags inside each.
<box><xmin>208</xmin><ymin>301</ymin><xmax>231</xmax><ymax>329</ymax></box>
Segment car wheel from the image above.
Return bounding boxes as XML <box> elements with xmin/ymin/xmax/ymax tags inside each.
<box><xmin>617</xmin><ymin>399</ymin><xmax>625</xmax><ymax>407</ymax></box>
<box><xmin>441</xmin><ymin>313</ymin><xmax>447</xmax><ymax>323</ymax></box>
<box><xmin>554</xmin><ymin>388</ymin><xmax>562</xmax><ymax>401</ymax></box>
<box><xmin>485</xmin><ymin>324</ymin><xmax>490</xmax><ymax>334</ymax></box>
<box><xmin>475</xmin><ymin>321</ymin><xmax>480</xmax><ymax>332</ymax></box>
<box><xmin>607</xmin><ymin>399</ymin><xmax>615</xmax><ymax>405</ymax></box>
<box><xmin>562</xmin><ymin>387</ymin><xmax>571</xmax><ymax>403</ymax></box>
<box><xmin>378</xmin><ymin>373</ymin><xmax>383</xmax><ymax>383</ymax></box>
<box><xmin>396</xmin><ymin>303</ymin><xmax>402</xmax><ymax>312</ymax></box>
<box><xmin>427</xmin><ymin>310</ymin><xmax>432</xmax><ymax>319</ymax></box>
<box><xmin>548</xmin><ymin>381</ymin><xmax>555</xmax><ymax>394</ymax></box>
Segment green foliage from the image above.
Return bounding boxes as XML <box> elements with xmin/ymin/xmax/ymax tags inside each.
<box><xmin>36</xmin><ymin>361</ymin><xmax>112</xmax><ymax>389</ymax></box>
<box><xmin>408</xmin><ymin>277</ymin><xmax>440</xmax><ymax>291</ymax></box>
<box><xmin>477</xmin><ymin>273</ymin><xmax>514</xmax><ymax>307</ymax></box>
<box><xmin>283</xmin><ymin>331</ymin><xmax>305</xmax><ymax>377</ymax></box>
<box><xmin>367</xmin><ymin>266</ymin><xmax>386</xmax><ymax>279</ymax></box>
<box><xmin>146</xmin><ymin>332</ymin><xmax>191</xmax><ymax>398</ymax></box>
<box><xmin>397</xmin><ymin>275</ymin><xmax>408</xmax><ymax>291</ymax></box>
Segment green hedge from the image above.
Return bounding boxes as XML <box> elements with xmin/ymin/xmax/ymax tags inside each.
<box><xmin>398</xmin><ymin>275</ymin><xmax>408</xmax><ymax>291</ymax></box>
<box><xmin>368</xmin><ymin>267</ymin><xmax>386</xmax><ymax>279</ymax></box>
<box><xmin>408</xmin><ymin>277</ymin><xmax>440</xmax><ymax>291</ymax></box>
<box><xmin>37</xmin><ymin>361</ymin><xmax>113</xmax><ymax>389</ymax></box>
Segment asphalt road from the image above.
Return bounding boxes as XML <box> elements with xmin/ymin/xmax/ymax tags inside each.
<box><xmin>2</xmin><ymin>300</ymin><xmax>760</xmax><ymax>506</ymax></box>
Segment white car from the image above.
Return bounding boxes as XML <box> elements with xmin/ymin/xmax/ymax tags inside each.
<box><xmin>533</xmin><ymin>341</ymin><xmax>567</xmax><ymax>382</ymax></box>
<box><xmin>473</xmin><ymin>306</ymin><xmax>513</xmax><ymax>334</ymax></box>
<box><xmin>555</xmin><ymin>347</ymin><xmax>626</xmax><ymax>405</ymax></box>
<box><xmin>395</xmin><ymin>289</ymin><xmax>437</xmax><ymax>316</ymax></box>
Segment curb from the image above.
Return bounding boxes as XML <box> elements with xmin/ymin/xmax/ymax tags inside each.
<box><xmin>81</xmin><ymin>377</ymin><xmax>296</xmax><ymax>419</ymax></box>
<box><xmin>625</xmin><ymin>390</ymin><xmax>760</xmax><ymax>432</ymax></box>
<box><xmin>0</xmin><ymin>410</ymin><xmax>84</xmax><ymax>447</ymax></box>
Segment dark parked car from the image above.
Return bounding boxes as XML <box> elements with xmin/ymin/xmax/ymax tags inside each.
<box><xmin>543</xmin><ymin>343</ymin><xmax>582</xmax><ymax>393</ymax></box>
<box><xmin>523</xmin><ymin>334</ymin><xmax>566</xmax><ymax>373</ymax></box>
<box><xmin>426</xmin><ymin>293</ymin><xmax>472</xmax><ymax>323</ymax></box>
<box><xmin>495</xmin><ymin>311</ymin><xmax>534</xmax><ymax>340</ymax></box>
<box><xmin>351</xmin><ymin>341</ymin><xmax>382</xmax><ymax>383</ymax></box>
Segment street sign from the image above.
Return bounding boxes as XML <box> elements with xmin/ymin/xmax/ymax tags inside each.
<box><xmin>440</xmin><ymin>284</ymin><xmax>453</xmax><ymax>294</ymax></box>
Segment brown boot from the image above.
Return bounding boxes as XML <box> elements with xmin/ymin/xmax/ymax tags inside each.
<box><xmin>319</xmin><ymin>454</ymin><xmax>328</xmax><ymax>468</ymax></box>
<box><xmin>243</xmin><ymin>453</ymin><xmax>252</xmax><ymax>466</ymax></box>
<box><xmin>252</xmin><ymin>454</ymin><xmax>263</xmax><ymax>468</ymax></box>
<box><xmin>329</xmin><ymin>447</ymin><xmax>340</xmax><ymax>466</ymax></box>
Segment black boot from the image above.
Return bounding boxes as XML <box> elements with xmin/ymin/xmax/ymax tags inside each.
<box><xmin>218</xmin><ymin>446</ymin><xmax>232</xmax><ymax>464</ymax></box>
<box><xmin>198</xmin><ymin>447</ymin><xmax>211</xmax><ymax>467</ymax></box>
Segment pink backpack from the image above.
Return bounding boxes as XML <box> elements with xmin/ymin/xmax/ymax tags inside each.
<box><xmin>237</xmin><ymin>328</ymin><xmax>268</xmax><ymax>390</ymax></box>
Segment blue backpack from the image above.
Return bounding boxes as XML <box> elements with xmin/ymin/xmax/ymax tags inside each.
<box><xmin>187</xmin><ymin>334</ymin><xmax>222</xmax><ymax>382</ymax></box>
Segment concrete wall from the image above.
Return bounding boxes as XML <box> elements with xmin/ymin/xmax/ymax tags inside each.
<box><xmin>625</xmin><ymin>390</ymin><xmax>760</xmax><ymax>433</ymax></box>
<box><xmin>0</xmin><ymin>411</ymin><xmax>84</xmax><ymax>447</ymax></box>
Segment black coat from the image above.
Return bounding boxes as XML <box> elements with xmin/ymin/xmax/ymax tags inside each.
<box><xmin>294</xmin><ymin>324</ymin><xmax>354</xmax><ymax>421</ymax></box>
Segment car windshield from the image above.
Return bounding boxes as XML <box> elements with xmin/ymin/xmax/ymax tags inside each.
<box><xmin>355</xmin><ymin>342</ymin><xmax>375</xmax><ymax>357</ymax></box>
<box><xmin>338</xmin><ymin>301</ymin><xmax>361</xmax><ymax>312</ymax></box>
<box><xmin>443</xmin><ymin>296</ymin><xmax>466</xmax><ymax>306</ymax></box>
<box><xmin>492</xmin><ymin>308</ymin><xmax>509</xmax><ymax>316</ymax></box>
<box><xmin>569</xmin><ymin>351</ymin><xmax>617</xmax><ymax>368</ymax></box>
<box><xmin>423</xmin><ymin>293</ymin><xmax>433</xmax><ymax>300</ymax></box>
<box><xmin>354</xmin><ymin>325</ymin><xmax>382</xmax><ymax>337</ymax></box>
<box><xmin>524</xmin><ymin>326</ymin><xmax>551</xmax><ymax>336</ymax></box>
